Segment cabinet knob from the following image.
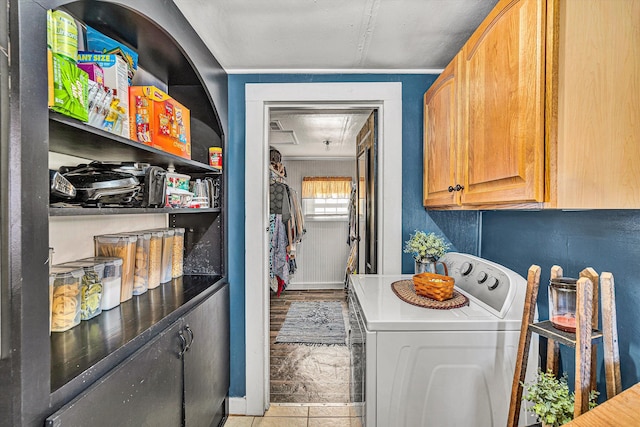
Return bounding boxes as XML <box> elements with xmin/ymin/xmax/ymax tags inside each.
<box><xmin>448</xmin><ymin>186</ymin><xmax>455</xmax><ymax>192</ymax></box>
<box><xmin>455</xmin><ymin>184</ymin><xmax>464</xmax><ymax>192</ymax></box>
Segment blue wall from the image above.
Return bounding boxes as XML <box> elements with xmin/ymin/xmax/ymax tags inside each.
<box><xmin>481</xmin><ymin>210</ymin><xmax>640</xmax><ymax>396</ymax></box>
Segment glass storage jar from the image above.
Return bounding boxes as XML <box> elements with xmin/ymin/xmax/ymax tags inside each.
<box><xmin>122</xmin><ymin>231</ymin><xmax>151</xmax><ymax>296</ymax></box>
<box><xmin>50</xmin><ymin>265</ymin><xmax>84</xmax><ymax>332</ymax></box>
<box><xmin>94</xmin><ymin>234</ymin><xmax>137</xmax><ymax>302</ymax></box>
<box><xmin>57</xmin><ymin>260</ymin><xmax>105</xmax><ymax>321</ymax></box>
<box><xmin>159</xmin><ymin>228</ymin><xmax>175</xmax><ymax>284</ymax></box>
<box><xmin>549</xmin><ymin>277</ymin><xmax>578</xmax><ymax>333</ymax></box>
<box><xmin>172</xmin><ymin>227</ymin><xmax>185</xmax><ymax>278</ymax></box>
<box><xmin>144</xmin><ymin>229</ymin><xmax>164</xmax><ymax>289</ymax></box>
<box><xmin>81</xmin><ymin>256</ymin><xmax>123</xmax><ymax>310</ymax></box>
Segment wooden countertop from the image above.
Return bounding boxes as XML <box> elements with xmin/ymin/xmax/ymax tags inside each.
<box><xmin>563</xmin><ymin>382</ymin><xmax>640</xmax><ymax>426</ymax></box>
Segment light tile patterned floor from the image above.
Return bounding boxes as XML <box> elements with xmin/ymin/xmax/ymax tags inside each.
<box><xmin>225</xmin><ymin>404</ymin><xmax>363</xmax><ymax>427</ymax></box>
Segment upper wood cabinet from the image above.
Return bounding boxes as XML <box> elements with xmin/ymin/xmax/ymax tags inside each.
<box><xmin>423</xmin><ymin>55</ymin><xmax>459</xmax><ymax>207</ymax></box>
<box><xmin>548</xmin><ymin>0</ymin><xmax>640</xmax><ymax>209</ymax></box>
<box><xmin>459</xmin><ymin>0</ymin><xmax>546</xmax><ymax>206</ymax></box>
<box><xmin>423</xmin><ymin>0</ymin><xmax>640</xmax><ymax>209</ymax></box>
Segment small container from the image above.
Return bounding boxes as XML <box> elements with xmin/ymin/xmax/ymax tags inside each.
<box><xmin>209</xmin><ymin>147</ymin><xmax>222</xmax><ymax>170</ymax></box>
<box><xmin>549</xmin><ymin>277</ymin><xmax>578</xmax><ymax>332</ymax></box>
<box><xmin>159</xmin><ymin>228</ymin><xmax>175</xmax><ymax>283</ymax></box>
<box><xmin>166</xmin><ymin>187</ymin><xmax>193</xmax><ymax>208</ymax></box>
<box><xmin>144</xmin><ymin>230</ymin><xmax>164</xmax><ymax>289</ymax></box>
<box><xmin>50</xmin><ymin>265</ymin><xmax>84</xmax><ymax>332</ymax></box>
<box><xmin>166</xmin><ymin>167</ymin><xmax>191</xmax><ymax>191</ymax></box>
<box><xmin>172</xmin><ymin>227</ymin><xmax>185</xmax><ymax>278</ymax></box>
<box><xmin>81</xmin><ymin>256</ymin><xmax>123</xmax><ymax>310</ymax></box>
<box><xmin>50</xmin><ymin>10</ymin><xmax>79</xmax><ymax>62</ymax></box>
<box><xmin>189</xmin><ymin>196</ymin><xmax>209</xmax><ymax>209</ymax></box>
<box><xmin>122</xmin><ymin>231</ymin><xmax>151</xmax><ymax>296</ymax></box>
<box><xmin>190</xmin><ymin>179</ymin><xmax>209</xmax><ymax>208</ymax></box>
<box><xmin>94</xmin><ymin>234</ymin><xmax>137</xmax><ymax>302</ymax></box>
<box><xmin>57</xmin><ymin>260</ymin><xmax>105</xmax><ymax>320</ymax></box>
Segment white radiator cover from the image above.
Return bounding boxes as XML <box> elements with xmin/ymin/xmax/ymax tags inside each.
<box><xmin>281</xmin><ymin>159</ymin><xmax>355</xmax><ymax>289</ymax></box>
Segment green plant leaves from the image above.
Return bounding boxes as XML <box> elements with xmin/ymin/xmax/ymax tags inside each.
<box><xmin>521</xmin><ymin>369</ymin><xmax>599</xmax><ymax>427</ymax></box>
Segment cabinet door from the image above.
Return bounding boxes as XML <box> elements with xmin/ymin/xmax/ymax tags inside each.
<box><xmin>46</xmin><ymin>321</ymin><xmax>183</xmax><ymax>427</ymax></box>
<box><xmin>424</xmin><ymin>55</ymin><xmax>459</xmax><ymax>207</ymax></box>
<box><xmin>184</xmin><ymin>283</ymin><xmax>230</xmax><ymax>427</ymax></box>
<box><xmin>459</xmin><ymin>0</ymin><xmax>546</xmax><ymax>205</ymax></box>
<box><xmin>552</xmin><ymin>0</ymin><xmax>640</xmax><ymax>209</ymax></box>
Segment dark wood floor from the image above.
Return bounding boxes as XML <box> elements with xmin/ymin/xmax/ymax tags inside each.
<box><xmin>270</xmin><ymin>289</ymin><xmax>351</xmax><ymax>403</ymax></box>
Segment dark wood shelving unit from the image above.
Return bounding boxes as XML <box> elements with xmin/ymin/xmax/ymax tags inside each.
<box><xmin>49</xmin><ymin>112</ymin><xmax>222</xmax><ymax>175</ymax></box>
<box><xmin>50</xmin><ymin>275</ymin><xmax>223</xmax><ymax>394</ymax></box>
<box><xmin>1</xmin><ymin>1</ymin><xmax>229</xmax><ymax>426</ymax></box>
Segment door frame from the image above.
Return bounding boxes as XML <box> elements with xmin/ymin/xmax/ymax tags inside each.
<box><xmin>244</xmin><ymin>82</ymin><xmax>402</xmax><ymax>415</ymax></box>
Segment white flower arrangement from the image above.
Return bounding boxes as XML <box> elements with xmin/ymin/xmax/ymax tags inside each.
<box><xmin>403</xmin><ymin>230</ymin><xmax>450</xmax><ymax>263</ymax></box>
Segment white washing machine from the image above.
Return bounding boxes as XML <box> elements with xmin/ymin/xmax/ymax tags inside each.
<box><xmin>348</xmin><ymin>252</ymin><xmax>539</xmax><ymax>427</ymax></box>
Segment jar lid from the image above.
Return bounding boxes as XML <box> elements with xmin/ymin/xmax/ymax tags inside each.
<box><xmin>550</xmin><ymin>277</ymin><xmax>577</xmax><ymax>289</ymax></box>
<box><xmin>80</xmin><ymin>256</ymin><xmax>123</xmax><ymax>266</ymax></box>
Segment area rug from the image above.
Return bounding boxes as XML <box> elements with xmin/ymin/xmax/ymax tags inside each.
<box><xmin>275</xmin><ymin>301</ymin><xmax>347</xmax><ymax>346</ymax></box>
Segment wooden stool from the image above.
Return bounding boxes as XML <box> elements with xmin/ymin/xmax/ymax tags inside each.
<box><xmin>507</xmin><ymin>265</ymin><xmax>621</xmax><ymax>427</ymax></box>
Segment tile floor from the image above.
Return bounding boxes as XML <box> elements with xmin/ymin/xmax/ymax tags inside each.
<box><xmin>225</xmin><ymin>403</ymin><xmax>363</xmax><ymax>427</ymax></box>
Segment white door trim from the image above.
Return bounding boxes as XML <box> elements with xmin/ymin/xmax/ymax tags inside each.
<box><xmin>244</xmin><ymin>82</ymin><xmax>402</xmax><ymax>415</ymax></box>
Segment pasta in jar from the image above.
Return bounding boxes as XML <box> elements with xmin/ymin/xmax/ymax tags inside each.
<box><xmin>50</xmin><ymin>266</ymin><xmax>83</xmax><ymax>332</ymax></box>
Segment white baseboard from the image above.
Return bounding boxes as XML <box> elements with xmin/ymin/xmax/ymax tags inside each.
<box><xmin>287</xmin><ymin>281</ymin><xmax>344</xmax><ymax>290</ymax></box>
<box><xmin>229</xmin><ymin>397</ymin><xmax>247</xmax><ymax>415</ymax></box>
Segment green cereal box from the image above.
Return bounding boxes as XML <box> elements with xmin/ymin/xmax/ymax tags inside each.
<box><xmin>49</xmin><ymin>53</ymin><xmax>89</xmax><ymax>122</ymax></box>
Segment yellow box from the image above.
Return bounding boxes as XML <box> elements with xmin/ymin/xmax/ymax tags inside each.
<box><xmin>129</xmin><ymin>86</ymin><xmax>191</xmax><ymax>159</ymax></box>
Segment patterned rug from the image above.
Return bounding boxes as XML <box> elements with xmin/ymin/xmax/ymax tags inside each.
<box><xmin>275</xmin><ymin>301</ymin><xmax>347</xmax><ymax>345</ymax></box>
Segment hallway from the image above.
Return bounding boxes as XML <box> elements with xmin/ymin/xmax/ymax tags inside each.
<box><xmin>226</xmin><ymin>289</ymin><xmax>358</xmax><ymax>425</ymax></box>
<box><xmin>269</xmin><ymin>289</ymin><xmax>350</xmax><ymax>403</ymax></box>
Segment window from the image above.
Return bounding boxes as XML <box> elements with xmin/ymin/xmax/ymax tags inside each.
<box><xmin>302</xmin><ymin>176</ymin><xmax>353</xmax><ymax>220</ymax></box>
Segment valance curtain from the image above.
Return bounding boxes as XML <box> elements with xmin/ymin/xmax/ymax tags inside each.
<box><xmin>302</xmin><ymin>177</ymin><xmax>352</xmax><ymax>199</ymax></box>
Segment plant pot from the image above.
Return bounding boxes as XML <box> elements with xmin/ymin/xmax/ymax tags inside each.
<box><xmin>414</xmin><ymin>259</ymin><xmax>437</xmax><ymax>274</ymax></box>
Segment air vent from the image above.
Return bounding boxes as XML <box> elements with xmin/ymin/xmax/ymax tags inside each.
<box><xmin>269</xmin><ymin>120</ymin><xmax>283</xmax><ymax>131</ymax></box>
<box><xmin>269</xmin><ymin>130</ymin><xmax>299</xmax><ymax>145</ymax></box>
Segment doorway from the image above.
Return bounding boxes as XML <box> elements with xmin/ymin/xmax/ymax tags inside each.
<box><xmin>244</xmin><ymin>82</ymin><xmax>403</xmax><ymax>415</ymax></box>
<box><xmin>267</xmin><ymin>107</ymin><xmax>372</xmax><ymax>404</ymax></box>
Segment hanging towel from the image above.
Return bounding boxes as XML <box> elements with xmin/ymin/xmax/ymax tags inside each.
<box><xmin>270</xmin><ymin>182</ymin><xmax>291</xmax><ymax>223</ymax></box>
<box><xmin>271</xmin><ymin>214</ymin><xmax>289</xmax><ymax>285</ymax></box>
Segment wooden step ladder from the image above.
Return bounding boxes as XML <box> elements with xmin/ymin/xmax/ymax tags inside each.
<box><xmin>507</xmin><ymin>264</ymin><xmax>622</xmax><ymax>427</ymax></box>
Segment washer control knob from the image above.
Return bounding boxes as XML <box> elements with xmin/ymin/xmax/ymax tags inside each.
<box><xmin>487</xmin><ymin>277</ymin><xmax>500</xmax><ymax>290</ymax></box>
<box><xmin>477</xmin><ymin>271</ymin><xmax>488</xmax><ymax>284</ymax></box>
<box><xmin>461</xmin><ymin>262</ymin><xmax>473</xmax><ymax>276</ymax></box>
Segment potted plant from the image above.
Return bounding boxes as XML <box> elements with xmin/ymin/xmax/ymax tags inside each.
<box><xmin>521</xmin><ymin>369</ymin><xmax>598</xmax><ymax>427</ymax></box>
<box><xmin>404</xmin><ymin>230</ymin><xmax>450</xmax><ymax>274</ymax></box>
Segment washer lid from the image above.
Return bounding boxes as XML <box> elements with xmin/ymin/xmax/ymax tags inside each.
<box><xmin>350</xmin><ymin>273</ymin><xmax>525</xmax><ymax>332</ymax></box>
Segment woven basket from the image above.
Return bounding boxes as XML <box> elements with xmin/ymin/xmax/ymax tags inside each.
<box><xmin>412</xmin><ymin>272</ymin><xmax>455</xmax><ymax>301</ymax></box>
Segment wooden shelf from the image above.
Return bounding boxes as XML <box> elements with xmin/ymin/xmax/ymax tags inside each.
<box><xmin>49</xmin><ymin>206</ymin><xmax>222</xmax><ymax>216</ymax></box>
<box><xmin>49</xmin><ymin>112</ymin><xmax>222</xmax><ymax>175</ymax></box>
<box><xmin>528</xmin><ymin>320</ymin><xmax>603</xmax><ymax>348</ymax></box>
<box><xmin>50</xmin><ymin>275</ymin><xmax>224</xmax><ymax>396</ymax></box>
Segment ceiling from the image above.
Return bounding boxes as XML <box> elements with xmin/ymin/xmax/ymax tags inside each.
<box><xmin>268</xmin><ymin>108</ymin><xmax>372</xmax><ymax>158</ymax></box>
<box><xmin>173</xmin><ymin>0</ymin><xmax>499</xmax><ymax>158</ymax></box>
